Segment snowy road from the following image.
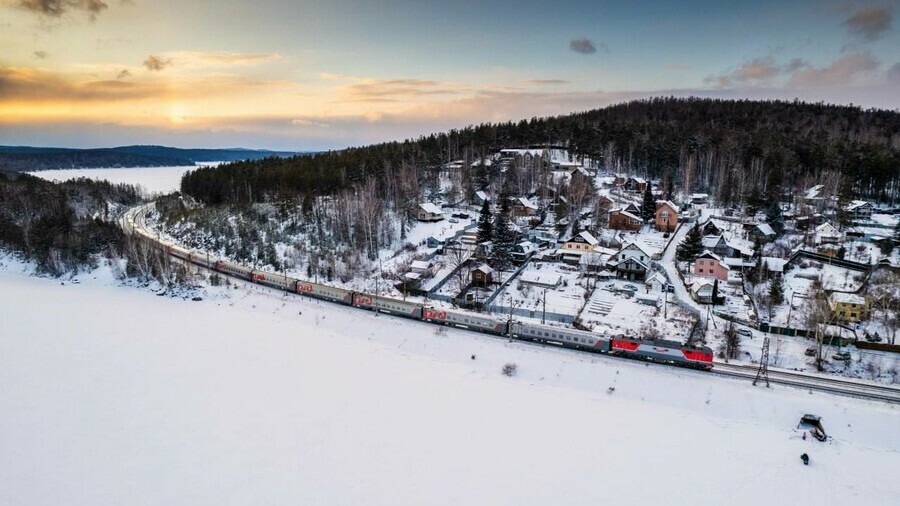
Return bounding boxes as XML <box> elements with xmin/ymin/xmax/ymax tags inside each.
<box><xmin>659</xmin><ymin>222</ymin><xmax>702</xmax><ymax>315</ymax></box>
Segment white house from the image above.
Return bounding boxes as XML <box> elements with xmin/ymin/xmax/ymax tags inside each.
<box><xmin>611</xmin><ymin>241</ymin><xmax>652</xmax><ymax>280</ymax></box>
<box><xmin>813</xmin><ymin>222</ymin><xmax>843</xmax><ymax>245</ymax></box>
<box><xmin>690</xmin><ymin>279</ymin><xmax>714</xmax><ymax>304</ymax></box>
<box><xmin>845</xmin><ymin>200</ymin><xmax>873</xmax><ymax>220</ymax></box>
<box><xmin>417</xmin><ymin>203</ymin><xmax>444</xmax><ymax>222</ymax></box>
<box><xmin>644</xmin><ymin>272</ymin><xmax>667</xmax><ymax>293</ymax></box>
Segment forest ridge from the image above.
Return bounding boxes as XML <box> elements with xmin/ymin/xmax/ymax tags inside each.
<box><xmin>181</xmin><ymin>97</ymin><xmax>900</xmax><ymax>207</ymax></box>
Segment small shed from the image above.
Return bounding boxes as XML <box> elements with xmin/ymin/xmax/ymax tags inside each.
<box><xmin>471</xmin><ymin>264</ymin><xmax>494</xmax><ymax>287</ymax></box>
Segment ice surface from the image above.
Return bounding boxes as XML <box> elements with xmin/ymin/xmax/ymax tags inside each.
<box><xmin>2</xmin><ymin>259</ymin><xmax>899</xmax><ymax>505</ymax></box>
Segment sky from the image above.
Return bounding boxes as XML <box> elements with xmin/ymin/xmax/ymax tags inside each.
<box><xmin>0</xmin><ymin>0</ymin><xmax>898</xmax><ymax>150</ymax></box>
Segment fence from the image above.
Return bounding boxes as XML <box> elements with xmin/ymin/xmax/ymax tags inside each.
<box><xmin>855</xmin><ymin>341</ymin><xmax>900</xmax><ymax>354</ymax></box>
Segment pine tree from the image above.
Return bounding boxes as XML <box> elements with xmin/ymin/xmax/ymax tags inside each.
<box><xmin>745</xmin><ymin>187</ymin><xmax>764</xmax><ymax>216</ymax></box>
<box><xmin>676</xmin><ymin>224</ymin><xmax>703</xmax><ymax>263</ymax></box>
<box><xmin>476</xmin><ymin>199</ymin><xmax>493</xmax><ymax>244</ymax></box>
<box><xmin>492</xmin><ymin>196</ymin><xmax>514</xmax><ymax>269</ymax></box>
<box><xmin>641</xmin><ymin>185</ymin><xmax>656</xmax><ymax>222</ymax></box>
<box><xmin>769</xmin><ymin>275</ymin><xmax>784</xmax><ymax>306</ymax></box>
<box><xmin>712</xmin><ymin>278</ymin><xmax>719</xmax><ymax>304</ymax></box>
<box><xmin>765</xmin><ymin>202</ymin><xmax>784</xmax><ymax>236</ymax></box>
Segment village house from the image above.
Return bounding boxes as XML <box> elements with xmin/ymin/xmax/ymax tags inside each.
<box><xmin>748</xmin><ymin>223</ymin><xmax>776</xmax><ymax>243</ymax></box>
<box><xmin>611</xmin><ymin>241</ymin><xmax>651</xmax><ymax>280</ymax></box>
<box><xmin>511</xmin><ymin>241</ymin><xmax>537</xmax><ymax>264</ymax></box>
<box><xmin>474</xmin><ymin>190</ymin><xmax>490</xmax><ymax>205</ymax></box>
<box><xmin>690</xmin><ymin>193</ymin><xmax>710</xmax><ymax>205</ymax></box>
<box><xmin>519</xmin><ymin>270</ymin><xmax>562</xmax><ymax>289</ymax></box>
<box><xmin>644</xmin><ymin>272</ymin><xmax>667</xmax><ymax>293</ymax></box>
<box><xmin>474</xmin><ymin>241</ymin><xmax>493</xmax><ymax>259</ymax></box>
<box><xmin>654</xmin><ymin>200</ymin><xmax>680</xmax><ymax>233</ymax></box>
<box><xmin>700</xmin><ymin>219</ymin><xmax>726</xmax><ymax>237</ymax></box>
<box><xmin>693</xmin><ymin>251</ymin><xmax>729</xmax><ymax>281</ymax></box>
<box><xmin>560</xmin><ymin>231</ymin><xmax>599</xmax><ymax>264</ymax></box>
<box><xmin>410</xmin><ymin>260</ymin><xmax>432</xmax><ymax>276</ymax></box>
<box><xmin>470</xmin><ymin>264</ymin><xmax>494</xmax><ymax>287</ymax></box>
<box><xmin>510</xmin><ymin>196</ymin><xmax>539</xmax><ymax>217</ymax></box>
<box><xmin>844</xmin><ymin>200</ymin><xmax>873</xmax><ymax>221</ymax></box>
<box><xmin>829</xmin><ymin>293</ymin><xmax>869</xmax><ymax>323</ymax></box>
<box><xmin>813</xmin><ymin>222</ymin><xmax>843</xmax><ymax>245</ymax></box>
<box><xmin>624</xmin><ymin>177</ymin><xmax>648</xmax><ymax>193</ymax></box>
<box><xmin>701</xmin><ymin>234</ymin><xmax>753</xmax><ymax>258</ymax></box>
<box><xmin>608</xmin><ymin>208</ymin><xmax>643</xmax><ymax>231</ymax></box>
<box><xmin>417</xmin><ymin>203</ymin><xmax>444</xmax><ymax>222</ymax></box>
<box><xmin>690</xmin><ymin>279</ymin><xmax>715</xmax><ymax>304</ymax></box>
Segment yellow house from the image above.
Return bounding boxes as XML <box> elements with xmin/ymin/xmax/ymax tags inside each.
<box><xmin>829</xmin><ymin>293</ymin><xmax>869</xmax><ymax>323</ymax></box>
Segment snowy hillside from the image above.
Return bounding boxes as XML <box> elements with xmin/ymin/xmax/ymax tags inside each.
<box><xmin>2</xmin><ymin>259</ymin><xmax>899</xmax><ymax>505</ymax></box>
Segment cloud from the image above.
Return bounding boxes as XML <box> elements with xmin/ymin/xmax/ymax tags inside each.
<box><xmin>843</xmin><ymin>7</ymin><xmax>892</xmax><ymax>42</ymax></box>
<box><xmin>12</xmin><ymin>0</ymin><xmax>108</xmax><ymax>19</ymax></box>
<box><xmin>520</xmin><ymin>79</ymin><xmax>569</xmax><ymax>86</ymax></box>
<box><xmin>705</xmin><ymin>57</ymin><xmax>784</xmax><ymax>88</ymax></box>
<box><xmin>569</xmin><ymin>37</ymin><xmax>600</xmax><ymax>55</ymax></box>
<box><xmin>33</xmin><ymin>50</ymin><xmax>48</xmax><ymax>59</ymax></box>
<box><xmin>165</xmin><ymin>51</ymin><xmax>282</xmax><ymax>67</ymax></box>
<box><xmin>339</xmin><ymin>78</ymin><xmax>470</xmax><ymax>103</ymax></box>
<box><xmin>116</xmin><ymin>69</ymin><xmax>130</xmax><ymax>79</ymax></box>
<box><xmin>0</xmin><ymin>66</ymin><xmax>162</xmax><ymax>102</ymax></box>
<box><xmin>787</xmin><ymin>52</ymin><xmax>879</xmax><ymax>88</ymax></box>
<box><xmin>143</xmin><ymin>55</ymin><xmax>171</xmax><ymax>72</ymax></box>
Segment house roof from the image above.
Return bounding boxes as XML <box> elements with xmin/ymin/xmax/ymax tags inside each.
<box><xmin>690</xmin><ymin>279</ymin><xmax>714</xmax><ymax>293</ymax></box>
<box><xmin>515</xmin><ymin>197</ymin><xmax>538</xmax><ymax>210</ymax></box>
<box><xmin>474</xmin><ymin>264</ymin><xmax>494</xmax><ymax>274</ymax></box>
<box><xmin>620</xmin><ymin>240</ymin><xmax>652</xmax><ymax>257</ymax></box>
<box><xmin>814</xmin><ymin>222</ymin><xmax>839</xmax><ymax>234</ymax></box>
<box><xmin>655</xmin><ymin>200</ymin><xmax>681</xmax><ymax>213</ymax></box>
<box><xmin>612</xmin><ymin>208</ymin><xmax>642</xmax><ymax>222</ymax></box>
<box><xmin>761</xmin><ymin>257</ymin><xmax>787</xmax><ymax>273</ymax></box>
<box><xmin>645</xmin><ymin>272</ymin><xmax>667</xmax><ymax>285</ymax></box>
<box><xmin>696</xmin><ymin>250</ymin><xmax>723</xmax><ymax>262</ymax></box>
<box><xmin>519</xmin><ymin>271</ymin><xmax>561</xmax><ymax>286</ymax></box>
<box><xmin>845</xmin><ymin>200</ymin><xmax>871</xmax><ymax>211</ymax></box>
<box><xmin>577</xmin><ymin>230</ymin><xmax>599</xmax><ymax>246</ymax></box>
<box><xmin>830</xmin><ymin>292</ymin><xmax>866</xmax><ymax>305</ymax></box>
<box><xmin>628</xmin><ymin>177</ymin><xmax>647</xmax><ymax>184</ymax></box>
<box><xmin>410</xmin><ymin>260</ymin><xmax>431</xmax><ymax>270</ymax></box>
<box><xmin>418</xmin><ymin>203</ymin><xmax>443</xmax><ymax>215</ymax></box>
<box><xmin>754</xmin><ymin>223</ymin><xmax>775</xmax><ymax>236</ymax></box>
<box><xmin>475</xmin><ymin>190</ymin><xmax>489</xmax><ymax>202</ymax></box>
<box><xmin>804</xmin><ymin>185</ymin><xmax>824</xmax><ymax>200</ymax></box>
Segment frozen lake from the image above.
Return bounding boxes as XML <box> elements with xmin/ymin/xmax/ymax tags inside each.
<box><xmin>27</xmin><ymin>163</ymin><xmax>220</xmax><ymax>195</ymax></box>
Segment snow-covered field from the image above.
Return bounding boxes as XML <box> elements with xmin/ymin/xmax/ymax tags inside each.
<box><xmin>28</xmin><ymin>165</ymin><xmax>207</xmax><ymax>195</ymax></box>
<box><xmin>2</xmin><ymin>258</ymin><xmax>899</xmax><ymax>505</ymax></box>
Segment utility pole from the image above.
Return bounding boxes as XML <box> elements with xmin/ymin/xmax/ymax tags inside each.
<box><xmin>753</xmin><ymin>336</ymin><xmax>770</xmax><ymax>387</ymax></box>
<box><xmin>542</xmin><ymin>289</ymin><xmax>547</xmax><ymax>325</ymax></box>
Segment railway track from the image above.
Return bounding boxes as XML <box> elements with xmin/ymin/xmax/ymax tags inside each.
<box><xmin>712</xmin><ymin>363</ymin><xmax>900</xmax><ymax>403</ymax></box>
<box><xmin>122</xmin><ymin>204</ymin><xmax>900</xmax><ymax>405</ymax></box>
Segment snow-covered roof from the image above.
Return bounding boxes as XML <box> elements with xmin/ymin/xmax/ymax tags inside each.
<box><xmin>645</xmin><ymin>272</ymin><xmax>667</xmax><ymax>285</ymax></box>
<box><xmin>845</xmin><ymin>200</ymin><xmax>871</xmax><ymax>211</ymax></box>
<box><xmin>519</xmin><ymin>271</ymin><xmax>562</xmax><ymax>287</ymax></box>
<box><xmin>577</xmin><ymin>230</ymin><xmax>599</xmax><ymax>246</ymax></box>
<box><xmin>410</xmin><ymin>260</ymin><xmax>431</xmax><ymax>271</ymax></box>
<box><xmin>761</xmin><ymin>257</ymin><xmax>787</xmax><ymax>273</ymax></box>
<box><xmin>474</xmin><ymin>264</ymin><xmax>494</xmax><ymax>274</ymax></box>
<box><xmin>690</xmin><ymin>279</ymin><xmax>714</xmax><ymax>293</ymax></box>
<box><xmin>804</xmin><ymin>185</ymin><xmax>824</xmax><ymax>200</ymax></box>
<box><xmin>655</xmin><ymin>200</ymin><xmax>680</xmax><ymax>213</ymax></box>
<box><xmin>404</xmin><ymin>272</ymin><xmax>422</xmax><ymax>281</ymax></box>
<box><xmin>612</xmin><ymin>208</ymin><xmax>642</xmax><ymax>221</ymax></box>
<box><xmin>814</xmin><ymin>222</ymin><xmax>839</xmax><ymax>234</ymax></box>
<box><xmin>620</xmin><ymin>240</ymin><xmax>651</xmax><ymax>257</ymax></box>
<box><xmin>515</xmin><ymin>241</ymin><xmax>537</xmax><ymax>253</ymax></box>
<box><xmin>628</xmin><ymin>177</ymin><xmax>647</xmax><ymax>184</ymax></box>
<box><xmin>696</xmin><ymin>250</ymin><xmax>723</xmax><ymax>263</ymax></box>
<box><xmin>515</xmin><ymin>197</ymin><xmax>538</xmax><ymax>210</ymax></box>
<box><xmin>830</xmin><ymin>292</ymin><xmax>866</xmax><ymax>305</ymax></box>
<box><xmin>691</xmin><ymin>193</ymin><xmax>709</xmax><ymax>199</ymax></box>
<box><xmin>475</xmin><ymin>190</ymin><xmax>489</xmax><ymax>202</ymax></box>
<box><xmin>754</xmin><ymin>223</ymin><xmax>775</xmax><ymax>236</ymax></box>
<box><xmin>418</xmin><ymin>203</ymin><xmax>443</xmax><ymax>215</ymax></box>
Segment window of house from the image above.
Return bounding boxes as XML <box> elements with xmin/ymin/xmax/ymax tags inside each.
<box><xmin>850</xmin><ymin>312</ymin><xmax>857</xmax><ymax>318</ymax></box>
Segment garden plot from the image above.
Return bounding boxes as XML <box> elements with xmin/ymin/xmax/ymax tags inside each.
<box><xmin>495</xmin><ymin>263</ymin><xmax>588</xmax><ymax>319</ymax></box>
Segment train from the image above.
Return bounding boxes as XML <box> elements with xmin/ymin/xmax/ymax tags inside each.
<box><xmin>151</xmin><ymin>225</ymin><xmax>713</xmax><ymax>370</ymax></box>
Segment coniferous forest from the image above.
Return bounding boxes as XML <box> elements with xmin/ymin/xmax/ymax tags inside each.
<box><xmin>181</xmin><ymin>98</ymin><xmax>900</xmax><ymax>207</ymax></box>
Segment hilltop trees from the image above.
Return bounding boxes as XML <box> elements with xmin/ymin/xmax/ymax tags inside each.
<box><xmin>641</xmin><ymin>185</ymin><xmax>656</xmax><ymax>222</ymax></box>
<box><xmin>676</xmin><ymin>225</ymin><xmax>704</xmax><ymax>263</ymax></box>
<box><xmin>476</xmin><ymin>199</ymin><xmax>493</xmax><ymax>244</ymax></box>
